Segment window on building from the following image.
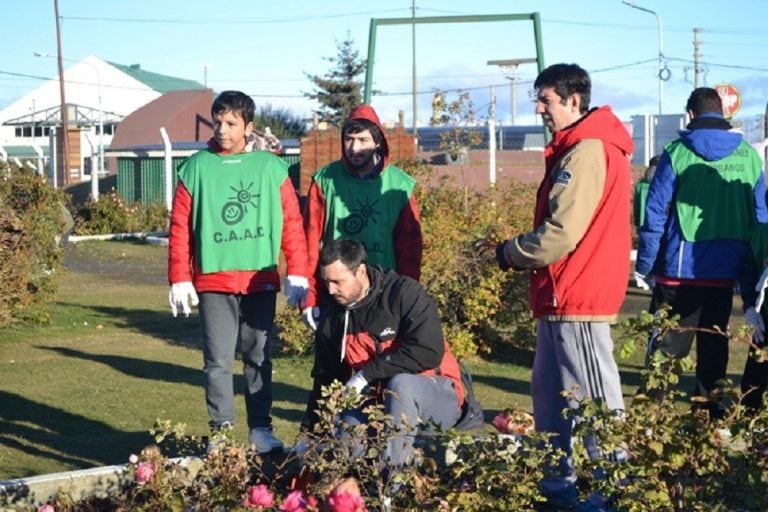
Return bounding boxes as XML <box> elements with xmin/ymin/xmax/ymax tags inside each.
<box><xmin>15</xmin><ymin>127</ymin><xmax>22</xmax><ymax>137</ymax></box>
<box><xmin>98</xmin><ymin>123</ymin><xmax>117</xmax><ymax>136</ymax></box>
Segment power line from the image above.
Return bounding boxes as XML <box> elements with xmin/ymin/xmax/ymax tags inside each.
<box><xmin>589</xmin><ymin>59</ymin><xmax>659</xmax><ymax>74</ymax></box>
<box><xmin>59</xmin><ymin>9</ymin><xmax>407</xmax><ymax>24</ymax></box>
<box><xmin>0</xmin><ymin>69</ymin><xmax>203</xmax><ymax>93</ymax></box>
<box><xmin>665</xmin><ymin>57</ymin><xmax>768</xmax><ymax>73</ymax></box>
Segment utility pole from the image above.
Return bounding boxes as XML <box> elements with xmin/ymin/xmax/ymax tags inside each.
<box><xmin>488</xmin><ymin>85</ymin><xmax>496</xmax><ymax>187</ymax></box>
<box><xmin>54</xmin><ymin>0</ymin><xmax>70</xmax><ymax>186</ymax></box>
<box><xmin>623</xmin><ymin>1</ymin><xmax>665</xmax><ymax>116</ymax></box>
<box><xmin>693</xmin><ymin>27</ymin><xmax>703</xmax><ymax>88</ymax></box>
<box><xmin>411</xmin><ymin>0</ymin><xmax>418</xmax><ymax>140</ymax></box>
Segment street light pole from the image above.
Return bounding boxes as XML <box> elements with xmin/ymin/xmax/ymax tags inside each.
<box><xmin>623</xmin><ymin>1</ymin><xmax>665</xmax><ymax>116</ymax></box>
<box><xmin>35</xmin><ymin>52</ymin><xmax>102</xmax><ymax>201</ymax></box>
<box><xmin>487</xmin><ymin>58</ymin><xmax>537</xmax><ymax>126</ymax></box>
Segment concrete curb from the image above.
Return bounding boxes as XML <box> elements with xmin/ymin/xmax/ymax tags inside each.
<box><xmin>0</xmin><ymin>457</ymin><xmax>201</xmax><ymax>509</ymax></box>
<box><xmin>68</xmin><ymin>232</ymin><xmax>168</xmax><ymax>245</ymax></box>
<box><xmin>0</xmin><ymin>464</ymin><xmax>128</xmax><ymax>509</ymax></box>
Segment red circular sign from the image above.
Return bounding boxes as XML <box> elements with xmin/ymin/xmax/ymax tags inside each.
<box><xmin>714</xmin><ymin>83</ymin><xmax>741</xmax><ymax>118</ymax></box>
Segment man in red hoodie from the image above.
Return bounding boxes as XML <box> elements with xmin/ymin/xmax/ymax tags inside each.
<box><xmin>168</xmin><ymin>90</ymin><xmax>308</xmax><ymax>454</ymax></box>
<box><xmin>495</xmin><ymin>64</ymin><xmax>633</xmax><ymax>511</ymax></box>
<box><xmin>302</xmin><ymin>105</ymin><xmax>422</xmax><ymax>330</ymax></box>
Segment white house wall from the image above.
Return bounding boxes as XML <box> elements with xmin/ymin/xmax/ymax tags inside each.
<box><xmin>0</xmin><ymin>55</ymin><xmax>161</xmax><ymax>170</ymax></box>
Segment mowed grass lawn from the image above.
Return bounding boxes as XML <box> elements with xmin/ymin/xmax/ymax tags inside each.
<box><xmin>0</xmin><ymin>240</ymin><xmax>753</xmax><ymax>481</ymax></box>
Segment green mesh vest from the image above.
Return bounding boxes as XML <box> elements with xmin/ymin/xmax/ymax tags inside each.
<box><xmin>178</xmin><ymin>150</ymin><xmax>286</xmax><ymax>274</ymax></box>
<box><xmin>314</xmin><ymin>161</ymin><xmax>415</xmax><ymax>269</ymax></box>
<box><xmin>668</xmin><ymin>139</ymin><xmax>761</xmax><ymax>242</ymax></box>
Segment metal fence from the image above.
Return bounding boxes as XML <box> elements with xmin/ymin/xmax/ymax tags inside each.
<box><xmin>116</xmin><ymin>152</ymin><xmax>302</xmax><ymax>205</ymax></box>
<box><xmin>116</xmin><ymin>156</ymin><xmax>186</xmax><ymax>204</ymax></box>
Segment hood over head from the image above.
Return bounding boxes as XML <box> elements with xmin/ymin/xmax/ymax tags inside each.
<box><xmin>548</xmin><ymin>106</ymin><xmax>634</xmax><ymax>162</ymax></box>
<box><xmin>679</xmin><ymin>112</ymin><xmax>742</xmax><ymax>161</ymax></box>
<box><xmin>341</xmin><ymin>105</ymin><xmax>390</xmax><ymax>171</ymax></box>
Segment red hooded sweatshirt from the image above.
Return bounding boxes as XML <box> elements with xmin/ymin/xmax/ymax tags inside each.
<box><xmin>510</xmin><ymin>106</ymin><xmax>634</xmax><ymax>319</ymax></box>
<box><xmin>303</xmin><ymin>105</ymin><xmax>423</xmax><ymax>308</ymax></box>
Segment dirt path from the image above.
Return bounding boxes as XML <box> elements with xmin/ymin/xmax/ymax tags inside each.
<box><xmin>63</xmin><ymin>240</ymin><xmax>168</xmax><ymax>286</ymax></box>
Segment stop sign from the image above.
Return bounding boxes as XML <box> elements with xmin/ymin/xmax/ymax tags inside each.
<box><xmin>714</xmin><ymin>83</ymin><xmax>741</xmax><ymax>118</ymax></box>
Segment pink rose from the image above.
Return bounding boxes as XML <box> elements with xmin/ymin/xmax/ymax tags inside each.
<box><xmin>128</xmin><ymin>454</ymin><xmax>139</xmax><ymax>464</ymax></box>
<box><xmin>243</xmin><ymin>484</ymin><xmax>275</xmax><ymax>508</ymax></box>
<box><xmin>37</xmin><ymin>505</ymin><xmax>55</xmax><ymax>512</ymax></box>
<box><xmin>135</xmin><ymin>462</ymin><xmax>155</xmax><ymax>484</ymax></box>
<box><xmin>492</xmin><ymin>412</ymin><xmax>510</xmax><ymax>433</ymax></box>
<box><xmin>492</xmin><ymin>410</ymin><xmax>531</xmax><ymax>435</ymax></box>
<box><xmin>327</xmin><ymin>490</ymin><xmax>367</xmax><ymax>512</ymax></box>
<box><xmin>279</xmin><ymin>490</ymin><xmax>308</xmax><ymax>512</ymax></box>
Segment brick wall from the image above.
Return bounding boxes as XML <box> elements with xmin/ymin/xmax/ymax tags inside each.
<box><xmin>298</xmin><ymin>124</ymin><xmax>415</xmax><ymax>197</ymax></box>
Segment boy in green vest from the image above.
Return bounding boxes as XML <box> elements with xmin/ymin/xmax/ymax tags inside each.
<box><xmin>301</xmin><ymin>105</ymin><xmax>423</xmax><ymax>330</ymax></box>
<box><xmin>168</xmin><ymin>90</ymin><xmax>309</xmax><ymax>453</ymax></box>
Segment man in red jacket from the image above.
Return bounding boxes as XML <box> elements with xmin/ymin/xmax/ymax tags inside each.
<box><xmin>495</xmin><ymin>64</ymin><xmax>632</xmax><ymax>511</ymax></box>
<box><xmin>168</xmin><ymin>90</ymin><xmax>308</xmax><ymax>454</ymax></box>
<box><xmin>302</xmin><ymin>105</ymin><xmax>422</xmax><ymax>330</ymax></box>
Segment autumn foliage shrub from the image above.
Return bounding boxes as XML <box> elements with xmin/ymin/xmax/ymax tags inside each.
<box><xmin>0</xmin><ymin>162</ymin><xmax>67</xmax><ymax>326</ymax></box>
<box><xmin>73</xmin><ymin>188</ymin><xmax>168</xmax><ymax>235</ymax></box>
<box><xmin>399</xmin><ymin>158</ymin><xmax>538</xmax><ymax>357</ymax></box>
<box><xmin>274</xmin><ymin>158</ymin><xmax>539</xmax><ymax>358</ymax></box>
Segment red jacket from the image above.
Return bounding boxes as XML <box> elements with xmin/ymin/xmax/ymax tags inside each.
<box><xmin>518</xmin><ymin>107</ymin><xmax>633</xmax><ymax>319</ymax></box>
<box><xmin>304</xmin><ymin>105</ymin><xmax>422</xmax><ymax>308</ymax></box>
<box><xmin>168</xmin><ymin>141</ymin><xmax>308</xmax><ymax>293</ymax></box>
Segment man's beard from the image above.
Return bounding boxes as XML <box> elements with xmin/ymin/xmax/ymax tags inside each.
<box><xmin>346</xmin><ymin>151</ymin><xmax>377</xmax><ymax>172</ymax></box>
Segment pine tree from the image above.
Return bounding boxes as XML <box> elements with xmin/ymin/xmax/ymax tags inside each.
<box><xmin>304</xmin><ymin>35</ymin><xmax>367</xmax><ymax>127</ymax></box>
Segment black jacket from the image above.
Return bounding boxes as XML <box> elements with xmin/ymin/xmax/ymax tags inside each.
<box><xmin>301</xmin><ymin>265</ymin><xmax>462</xmax><ymax>429</ymax></box>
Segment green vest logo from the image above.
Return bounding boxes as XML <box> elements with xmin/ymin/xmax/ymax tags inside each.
<box><xmin>343</xmin><ymin>197</ymin><xmax>381</xmax><ymax>235</ymax></box>
<box><xmin>222</xmin><ymin>181</ymin><xmax>260</xmax><ymax>225</ymax></box>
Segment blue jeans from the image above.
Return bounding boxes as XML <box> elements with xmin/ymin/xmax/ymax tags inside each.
<box><xmin>339</xmin><ymin>373</ymin><xmax>461</xmax><ymax>467</ymax></box>
<box><xmin>198</xmin><ymin>291</ymin><xmax>276</xmax><ymax>429</ymax></box>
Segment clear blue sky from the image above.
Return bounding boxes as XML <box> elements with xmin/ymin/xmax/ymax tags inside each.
<box><xmin>3</xmin><ymin>0</ymin><xmax>768</xmax><ymax>128</ymax></box>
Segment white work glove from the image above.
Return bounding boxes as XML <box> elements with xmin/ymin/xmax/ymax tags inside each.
<box><xmin>284</xmin><ymin>275</ymin><xmax>309</xmax><ymax>307</ymax></box>
<box><xmin>745</xmin><ymin>306</ymin><xmax>765</xmax><ymax>345</ymax></box>
<box><xmin>301</xmin><ymin>306</ymin><xmax>320</xmax><ymax>331</ymax></box>
<box><xmin>168</xmin><ymin>281</ymin><xmax>199</xmax><ymax>318</ymax></box>
<box><xmin>345</xmin><ymin>371</ymin><xmax>368</xmax><ymax>394</ymax></box>
<box><xmin>755</xmin><ymin>267</ymin><xmax>768</xmax><ymax>312</ymax></box>
<box><xmin>634</xmin><ymin>271</ymin><xmax>653</xmax><ymax>291</ymax></box>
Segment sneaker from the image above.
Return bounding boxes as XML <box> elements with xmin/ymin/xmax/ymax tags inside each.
<box><xmin>249</xmin><ymin>427</ymin><xmax>284</xmax><ymax>454</ymax></box>
<box><xmin>540</xmin><ymin>487</ymin><xmax>578</xmax><ymax>510</ymax></box>
<box><xmin>289</xmin><ymin>435</ymin><xmax>311</xmax><ymax>456</ymax></box>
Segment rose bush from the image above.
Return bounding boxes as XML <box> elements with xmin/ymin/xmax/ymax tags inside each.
<box><xmin>23</xmin><ymin>287</ymin><xmax>768</xmax><ymax>512</ymax></box>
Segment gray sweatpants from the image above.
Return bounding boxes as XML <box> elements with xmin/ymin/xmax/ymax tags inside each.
<box><xmin>532</xmin><ymin>320</ymin><xmax>626</xmax><ymax>501</ymax></box>
<box><xmin>198</xmin><ymin>291</ymin><xmax>276</xmax><ymax>430</ymax></box>
<box><xmin>339</xmin><ymin>373</ymin><xmax>460</xmax><ymax>467</ymax></box>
